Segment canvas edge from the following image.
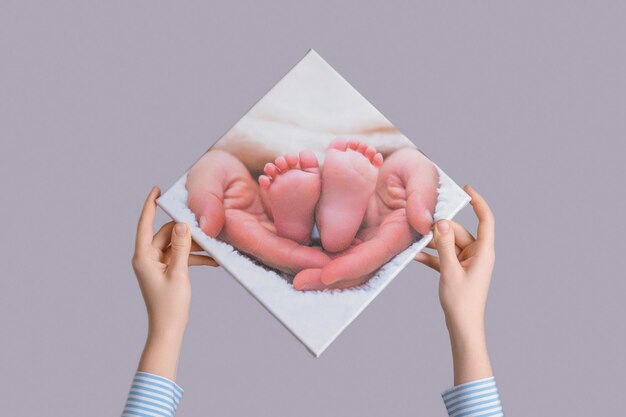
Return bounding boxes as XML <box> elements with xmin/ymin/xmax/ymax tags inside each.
<box><xmin>156</xmin><ymin>49</ymin><xmax>318</xmax><ymax>197</ymax></box>
<box><xmin>154</xmin><ymin>48</ymin><xmax>474</xmax><ymax>357</ymax></box>
<box><xmin>311</xmin><ymin>185</ymin><xmax>472</xmax><ymax>357</ymax></box>
<box><xmin>156</xmin><ymin>168</ymin><xmax>472</xmax><ymax>358</ymax></box>
<box><xmin>156</xmin><ymin>188</ymin><xmax>326</xmax><ymax>357</ymax></box>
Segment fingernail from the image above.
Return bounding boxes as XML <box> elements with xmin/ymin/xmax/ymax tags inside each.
<box><xmin>296</xmin><ymin>283</ymin><xmax>314</xmax><ymax>291</ymax></box>
<box><xmin>424</xmin><ymin>209</ymin><xmax>433</xmax><ymax>224</ymax></box>
<box><xmin>175</xmin><ymin>223</ymin><xmax>187</xmax><ymax>236</ymax></box>
<box><xmin>199</xmin><ymin>216</ymin><xmax>206</xmax><ymax>229</ymax></box>
<box><xmin>293</xmin><ymin>279</ymin><xmax>311</xmax><ymax>291</ymax></box>
<box><xmin>437</xmin><ymin>220</ymin><xmax>449</xmax><ymax>234</ymax></box>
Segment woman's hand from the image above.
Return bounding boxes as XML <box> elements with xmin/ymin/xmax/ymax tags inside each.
<box><xmin>132</xmin><ymin>187</ymin><xmax>217</xmax><ymax>379</ymax></box>
<box><xmin>417</xmin><ymin>185</ymin><xmax>495</xmax><ymax>335</ymax></box>
<box><xmin>416</xmin><ymin>185</ymin><xmax>496</xmax><ymax>385</ymax></box>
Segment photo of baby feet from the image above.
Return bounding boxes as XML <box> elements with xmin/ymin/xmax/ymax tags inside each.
<box><xmin>259</xmin><ymin>150</ymin><xmax>321</xmax><ymax>245</ymax></box>
<box><xmin>156</xmin><ymin>50</ymin><xmax>472</xmax><ymax>356</ymax></box>
<box><xmin>316</xmin><ymin>138</ymin><xmax>383</xmax><ymax>253</ymax></box>
<box><xmin>187</xmin><ymin>142</ymin><xmax>438</xmax><ymax>290</ymax></box>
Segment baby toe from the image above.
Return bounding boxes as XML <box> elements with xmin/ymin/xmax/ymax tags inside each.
<box><xmin>299</xmin><ymin>150</ymin><xmax>319</xmax><ymax>170</ymax></box>
<box><xmin>264</xmin><ymin>163</ymin><xmax>278</xmax><ymax>178</ymax></box>
<box><xmin>357</xmin><ymin>142</ymin><xmax>369</xmax><ymax>154</ymax></box>
<box><xmin>285</xmin><ymin>153</ymin><xmax>299</xmax><ymax>167</ymax></box>
<box><xmin>364</xmin><ymin>146</ymin><xmax>377</xmax><ymax>160</ymax></box>
<box><xmin>274</xmin><ymin>156</ymin><xmax>289</xmax><ymax>172</ymax></box>
<box><xmin>259</xmin><ymin>175</ymin><xmax>272</xmax><ymax>189</ymax></box>
<box><xmin>372</xmin><ymin>152</ymin><xmax>384</xmax><ymax>168</ymax></box>
<box><xmin>328</xmin><ymin>137</ymin><xmax>349</xmax><ymax>151</ymax></box>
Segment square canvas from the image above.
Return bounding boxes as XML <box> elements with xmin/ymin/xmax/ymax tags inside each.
<box><xmin>157</xmin><ymin>50</ymin><xmax>470</xmax><ymax>356</ymax></box>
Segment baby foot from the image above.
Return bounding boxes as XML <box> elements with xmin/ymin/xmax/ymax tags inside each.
<box><xmin>317</xmin><ymin>138</ymin><xmax>383</xmax><ymax>252</ymax></box>
<box><xmin>186</xmin><ymin>149</ymin><xmax>329</xmax><ymax>274</ymax></box>
<box><xmin>259</xmin><ymin>150</ymin><xmax>321</xmax><ymax>245</ymax></box>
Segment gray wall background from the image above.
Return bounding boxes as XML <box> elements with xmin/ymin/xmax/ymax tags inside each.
<box><xmin>1</xmin><ymin>1</ymin><xmax>624</xmax><ymax>416</ymax></box>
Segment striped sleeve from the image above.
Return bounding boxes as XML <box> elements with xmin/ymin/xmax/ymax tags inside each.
<box><xmin>441</xmin><ymin>376</ymin><xmax>503</xmax><ymax>417</ymax></box>
<box><xmin>122</xmin><ymin>371</ymin><xmax>184</xmax><ymax>417</ymax></box>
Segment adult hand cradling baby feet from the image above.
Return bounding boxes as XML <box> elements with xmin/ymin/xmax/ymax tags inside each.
<box><xmin>293</xmin><ymin>144</ymin><xmax>439</xmax><ymax>290</ymax></box>
<box><xmin>186</xmin><ymin>149</ymin><xmax>330</xmax><ymax>274</ymax></box>
<box><xmin>185</xmin><ymin>140</ymin><xmax>439</xmax><ymax>291</ymax></box>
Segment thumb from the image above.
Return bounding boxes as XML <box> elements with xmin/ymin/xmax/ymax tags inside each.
<box><xmin>433</xmin><ymin>220</ymin><xmax>461</xmax><ymax>274</ymax></box>
<box><xmin>169</xmin><ymin>223</ymin><xmax>192</xmax><ymax>275</ymax></box>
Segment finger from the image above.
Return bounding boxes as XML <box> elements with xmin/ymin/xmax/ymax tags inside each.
<box><xmin>426</xmin><ymin>223</ymin><xmax>471</xmax><ymax>251</ymax></box>
<box><xmin>320</xmin><ymin>221</ymin><xmax>414</xmax><ymax>285</ymax></box>
<box><xmin>152</xmin><ymin>222</ymin><xmax>175</xmax><ymax>250</ymax></box>
<box><xmin>433</xmin><ymin>220</ymin><xmax>462</xmax><ymax>275</ymax></box>
<box><xmin>327</xmin><ymin>274</ymin><xmax>373</xmax><ymax>290</ymax></box>
<box><xmin>293</xmin><ymin>268</ymin><xmax>324</xmax><ymax>291</ymax></box>
<box><xmin>293</xmin><ymin>269</ymin><xmax>372</xmax><ymax>291</ymax></box>
<box><xmin>191</xmin><ymin>241</ymin><xmax>205</xmax><ymax>252</ymax></box>
<box><xmin>186</xmin><ymin>151</ymin><xmax>234</xmax><ymax>238</ymax></box>
<box><xmin>394</xmin><ymin>148</ymin><xmax>439</xmax><ymax>235</ymax></box>
<box><xmin>451</xmin><ymin>221</ymin><xmax>475</xmax><ymax>249</ymax></box>
<box><xmin>406</xmin><ymin>188</ymin><xmax>435</xmax><ymax>236</ymax></box>
<box><xmin>465</xmin><ymin>185</ymin><xmax>495</xmax><ymax>246</ymax></box>
<box><xmin>167</xmin><ymin>223</ymin><xmax>192</xmax><ymax>276</ymax></box>
<box><xmin>163</xmin><ymin>247</ymin><xmax>217</xmax><ymax>265</ymax></box>
<box><xmin>135</xmin><ymin>187</ymin><xmax>160</xmax><ymax>253</ymax></box>
<box><xmin>427</xmin><ymin>238</ymin><xmax>461</xmax><ymax>256</ymax></box>
<box><xmin>188</xmin><ymin>254</ymin><xmax>218</xmax><ymax>267</ymax></box>
<box><xmin>415</xmin><ymin>252</ymin><xmax>440</xmax><ymax>272</ymax></box>
<box><xmin>222</xmin><ymin>218</ymin><xmax>330</xmax><ymax>273</ymax></box>
<box><xmin>163</xmin><ymin>234</ymin><xmax>208</xmax><ymax>256</ymax></box>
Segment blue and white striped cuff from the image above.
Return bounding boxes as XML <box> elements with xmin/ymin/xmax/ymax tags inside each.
<box><xmin>441</xmin><ymin>376</ymin><xmax>503</xmax><ymax>417</ymax></box>
<box><xmin>123</xmin><ymin>371</ymin><xmax>184</xmax><ymax>417</ymax></box>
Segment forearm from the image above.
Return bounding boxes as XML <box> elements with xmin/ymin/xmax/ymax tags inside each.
<box><xmin>441</xmin><ymin>321</ymin><xmax>503</xmax><ymax>417</ymax></box>
<box><xmin>448</xmin><ymin>323</ymin><xmax>493</xmax><ymax>386</ymax></box>
<box><xmin>138</xmin><ymin>327</ymin><xmax>185</xmax><ymax>381</ymax></box>
<box><xmin>428</xmin><ymin>188</ymin><xmax>502</xmax><ymax>415</ymax></box>
<box><xmin>121</xmin><ymin>330</ymin><xmax>185</xmax><ymax>417</ymax></box>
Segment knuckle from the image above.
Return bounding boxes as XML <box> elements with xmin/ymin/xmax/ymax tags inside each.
<box><xmin>170</xmin><ymin>241</ymin><xmax>188</xmax><ymax>252</ymax></box>
<box><xmin>166</xmin><ymin>268</ymin><xmax>187</xmax><ymax>280</ymax></box>
<box><xmin>440</xmin><ymin>236</ymin><xmax>456</xmax><ymax>249</ymax></box>
<box><xmin>131</xmin><ymin>255</ymin><xmax>144</xmax><ymax>271</ymax></box>
<box><xmin>483</xmin><ymin>211</ymin><xmax>495</xmax><ymax>224</ymax></box>
<box><xmin>481</xmin><ymin>249</ymin><xmax>496</xmax><ymax>265</ymax></box>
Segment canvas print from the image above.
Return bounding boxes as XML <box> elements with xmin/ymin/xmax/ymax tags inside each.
<box><xmin>157</xmin><ymin>50</ymin><xmax>470</xmax><ymax>356</ymax></box>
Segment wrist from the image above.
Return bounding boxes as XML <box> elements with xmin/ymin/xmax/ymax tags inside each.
<box><xmin>446</xmin><ymin>320</ymin><xmax>485</xmax><ymax>342</ymax></box>
<box><xmin>444</xmin><ymin>308</ymin><xmax>485</xmax><ymax>340</ymax></box>
<box><xmin>445</xmin><ymin>317</ymin><xmax>492</xmax><ymax>386</ymax></box>
<box><xmin>147</xmin><ymin>323</ymin><xmax>186</xmax><ymax>346</ymax></box>
<box><xmin>148</xmin><ymin>314</ymin><xmax>188</xmax><ymax>338</ymax></box>
<box><xmin>139</xmin><ymin>326</ymin><xmax>186</xmax><ymax>381</ymax></box>
<box><xmin>448</xmin><ymin>326</ymin><xmax>487</xmax><ymax>354</ymax></box>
